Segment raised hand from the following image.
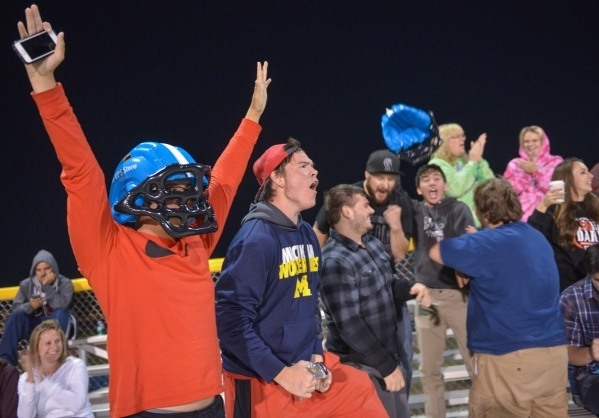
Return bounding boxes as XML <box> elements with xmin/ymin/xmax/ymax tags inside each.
<box><xmin>274</xmin><ymin>361</ymin><xmax>318</xmax><ymax>398</ymax></box>
<box><xmin>18</xmin><ymin>349</ymin><xmax>35</xmax><ymax>375</ymax></box>
<box><xmin>245</xmin><ymin>62</ymin><xmax>271</xmax><ymax>123</ymax></box>
<box><xmin>17</xmin><ymin>5</ymin><xmax>65</xmax><ymax>93</ymax></box>
<box><xmin>40</xmin><ymin>269</ymin><xmax>56</xmax><ymax>285</ymax></box>
<box><xmin>382</xmin><ymin>205</ymin><xmax>402</xmax><ymax>232</ymax></box>
<box><xmin>468</xmin><ymin>140</ymin><xmax>483</xmax><ymax>163</ymax></box>
<box><xmin>476</xmin><ymin>133</ymin><xmax>487</xmax><ymax>147</ymax></box>
<box><xmin>537</xmin><ymin>187</ymin><xmax>564</xmax><ymax>213</ymax></box>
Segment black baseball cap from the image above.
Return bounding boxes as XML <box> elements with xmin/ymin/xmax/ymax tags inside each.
<box><xmin>365</xmin><ymin>150</ymin><xmax>400</xmax><ymax>174</ymax></box>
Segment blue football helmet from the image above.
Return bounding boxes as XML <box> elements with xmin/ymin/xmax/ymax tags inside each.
<box><xmin>108</xmin><ymin>142</ymin><xmax>217</xmax><ymax>238</ymax></box>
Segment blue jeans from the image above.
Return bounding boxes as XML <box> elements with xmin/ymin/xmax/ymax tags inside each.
<box><xmin>0</xmin><ymin>308</ymin><xmax>70</xmax><ymax>366</ymax></box>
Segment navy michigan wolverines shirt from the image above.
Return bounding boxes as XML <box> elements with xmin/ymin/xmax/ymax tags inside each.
<box><xmin>216</xmin><ymin>202</ymin><xmax>323</xmax><ymax>382</ymax></box>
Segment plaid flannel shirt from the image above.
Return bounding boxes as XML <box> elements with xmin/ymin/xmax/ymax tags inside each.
<box><xmin>560</xmin><ymin>277</ymin><xmax>599</xmax><ymax>376</ymax></box>
<box><xmin>320</xmin><ymin>229</ymin><xmax>414</xmax><ymax>377</ymax></box>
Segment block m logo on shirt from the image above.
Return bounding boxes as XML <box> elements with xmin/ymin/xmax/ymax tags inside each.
<box><xmin>294</xmin><ymin>275</ymin><xmax>312</xmax><ymax>298</ymax></box>
<box><xmin>278</xmin><ymin>244</ymin><xmax>319</xmax><ymax>298</ymax></box>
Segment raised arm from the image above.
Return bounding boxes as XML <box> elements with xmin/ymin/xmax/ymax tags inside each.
<box><xmin>17</xmin><ymin>5</ymin><xmax>64</xmax><ymax>93</ymax></box>
<box><xmin>383</xmin><ymin>205</ymin><xmax>409</xmax><ymax>262</ymax></box>
<box><xmin>202</xmin><ymin>63</ymin><xmax>270</xmax><ymax>253</ymax></box>
<box><xmin>18</xmin><ymin>5</ymin><xmax>118</xmax><ymax>279</ymax></box>
<box><xmin>245</xmin><ymin>62</ymin><xmax>271</xmax><ymax>124</ymax></box>
<box><xmin>528</xmin><ymin>191</ymin><xmax>560</xmax><ymax>237</ymax></box>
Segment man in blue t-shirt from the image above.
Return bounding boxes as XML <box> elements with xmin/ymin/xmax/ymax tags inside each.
<box><xmin>429</xmin><ymin>178</ymin><xmax>567</xmax><ymax>417</ymax></box>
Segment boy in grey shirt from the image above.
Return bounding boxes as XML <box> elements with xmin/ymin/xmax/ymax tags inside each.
<box><xmin>411</xmin><ymin>164</ymin><xmax>474</xmax><ymax>418</ymax></box>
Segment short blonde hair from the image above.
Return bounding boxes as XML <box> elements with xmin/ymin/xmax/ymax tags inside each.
<box><xmin>518</xmin><ymin>126</ymin><xmax>543</xmax><ymax>148</ymax></box>
<box><xmin>29</xmin><ymin>319</ymin><xmax>68</xmax><ymax>366</ymax></box>
<box><xmin>431</xmin><ymin>123</ymin><xmax>467</xmax><ymax>165</ymax></box>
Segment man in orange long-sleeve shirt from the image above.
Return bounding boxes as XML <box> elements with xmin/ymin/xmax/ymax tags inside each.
<box><xmin>15</xmin><ymin>6</ymin><xmax>270</xmax><ymax>417</ymax></box>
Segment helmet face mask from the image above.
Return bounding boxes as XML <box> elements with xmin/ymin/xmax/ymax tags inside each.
<box><xmin>115</xmin><ymin>164</ymin><xmax>217</xmax><ymax>238</ymax></box>
<box><xmin>109</xmin><ymin>142</ymin><xmax>218</xmax><ymax>238</ymax></box>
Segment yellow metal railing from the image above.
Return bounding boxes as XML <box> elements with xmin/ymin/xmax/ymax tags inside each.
<box><xmin>0</xmin><ymin>258</ymin><xmax>226</xmax><ymax>301</ymax></box>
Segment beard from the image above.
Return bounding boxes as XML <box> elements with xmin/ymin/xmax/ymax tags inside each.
<box><xmin>365</xmin><ymin>181</ymin><xmax>392</xmax><ymax>205</ymax></box>
<box><xmin>351</xmin><ymin>215</ymin><xmax>373</xmax><ymax>236</ymax></box>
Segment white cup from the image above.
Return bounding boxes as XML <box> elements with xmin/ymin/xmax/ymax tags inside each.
<box><xmin>549</xmin><ymin>180</ymin><xmax>565</xmax><ymax>203</ymax></box>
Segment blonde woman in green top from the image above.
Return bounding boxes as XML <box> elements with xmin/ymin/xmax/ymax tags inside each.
<box><xmin>429</xmin><ymin>123</ymin><xmax>495</xmax><ymax>227</ymax></box>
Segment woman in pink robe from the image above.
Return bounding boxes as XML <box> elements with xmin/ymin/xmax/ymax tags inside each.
<box><xmin>504</xmin><ymin>126</ymin><xmax>563</xmax><ymax>221</ymax></box>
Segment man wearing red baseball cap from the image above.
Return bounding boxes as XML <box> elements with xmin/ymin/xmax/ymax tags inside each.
<box><xmin>216</xmin><ymin>139</ymin><xmax>387</xmax><ymax>417</ymax></box>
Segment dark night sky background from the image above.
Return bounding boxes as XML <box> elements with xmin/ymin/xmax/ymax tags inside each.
<box><xmin>1</xmin><ymin>1</ymin><xmax>598</xmax><ymax>287</ymax></box>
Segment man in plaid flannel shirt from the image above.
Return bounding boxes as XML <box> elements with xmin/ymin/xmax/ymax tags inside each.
<box><xmin>319</xmin><ymin>184</ymin><xmax>430</xmax><ymax>418</ymax></box>
<box><xmin>560</xmin><ymin>243</ymin><xmax>599</xmax><ymax>415</ymax></box>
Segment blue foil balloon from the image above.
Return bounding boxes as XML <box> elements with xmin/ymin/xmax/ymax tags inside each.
<box><xmin>381</xmin><ymin>104</ymin><xmax>441</xmax><ymax>165</ymax></box>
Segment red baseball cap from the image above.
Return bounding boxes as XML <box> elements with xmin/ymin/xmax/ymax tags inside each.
<box><xmin>253</xmin><ymin>144</ymin><xmax>299</xmax><ymax>186</ymax></box>
<box><xmin>253</xmin><ymin>143</ymin><xmax>300</xmax><ymax>201</ymax></box>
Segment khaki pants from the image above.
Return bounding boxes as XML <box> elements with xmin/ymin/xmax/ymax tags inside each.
<box><xmin>414</xmin><ymin>288</ymin><xmax>472</xmax><ymax>418</ymax></box>
<box><xmin>469</xmin><ymin>346</ymin><xmax>568</xmax><ymax>418</ymax></box>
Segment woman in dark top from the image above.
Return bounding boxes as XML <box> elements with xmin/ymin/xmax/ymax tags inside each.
<box><xmin>0</xmin><ymin>358</ymin><xmax>18</xmax><ymax>418</ymax></box>
<box><xmin>529</xmin><ymin>158</ymin><xmax>599</xmax><ymax>292</ymax></box>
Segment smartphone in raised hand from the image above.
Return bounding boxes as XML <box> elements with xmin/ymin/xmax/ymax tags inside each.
<box><xmin>12</xmin><ymin>30</ymin><xmax>57</xmax><ymax>64</ymax></box>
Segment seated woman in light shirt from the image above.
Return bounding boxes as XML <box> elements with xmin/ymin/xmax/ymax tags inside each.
<box><xmin>17</xmin><ymin>320</ymin><xmax>93</xmax><ymax>418</ymax></box>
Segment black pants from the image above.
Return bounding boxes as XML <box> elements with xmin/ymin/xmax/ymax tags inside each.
<box><xmin>577</xmin><ymin>373</ymin><xmax>599</xmax><ymax>416</ymax></box>
<box><xmin>126</xmin><ymin>396</ymin><xmax>225</xmax><ymax>418</ymax></box>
